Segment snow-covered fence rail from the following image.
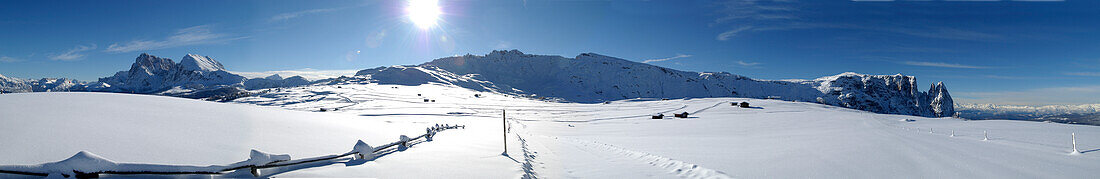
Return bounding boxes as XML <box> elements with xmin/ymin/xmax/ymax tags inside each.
<box><xmin>0</xmin><ymin>124</ymin><xmax>466</xmax><ymax>178</ymax></box>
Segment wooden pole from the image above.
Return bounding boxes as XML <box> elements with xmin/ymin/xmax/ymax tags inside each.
<box><xmin>503</xmin><ymin>109</ymin><xmax>508</xmax><ymax>155</ymax></box>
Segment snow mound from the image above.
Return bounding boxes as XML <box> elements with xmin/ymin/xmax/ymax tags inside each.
<box><xmin>236</xmin><ymin>149</ymin><xmax>291</xmax><ymax>166</ymax></box>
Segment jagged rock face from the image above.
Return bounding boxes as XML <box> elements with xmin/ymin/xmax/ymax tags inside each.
<box><xmin>808</xmin><ymin>73</ymin><xmax>954</xmax><ymax>117</ymax></box>
<box><xmin>355</xmin><ymin>50</ymin><xmax>955</xmax><ymax>117</ymax></box>
<box><xmin>928</xmin><ymin>82</ymin><xmax>954</xmax><ymax>117</ymax></box>
<box><xmin>98</xmin><ymin>53</ymin><xmax>246</xmax><ymax>94</ymax></box>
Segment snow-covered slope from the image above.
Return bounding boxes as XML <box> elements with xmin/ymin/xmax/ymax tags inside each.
<box><xmin>355</xmin><ymin>50</ymin><xmax>954</xmax><ymax>117</ymax></box>
<box><xmin>178</xmin><ymin>54</ymin><xmax>225</xmax><ymax>72</ymax></box>
<box><xmin>232</xmin><ymin>82</ymin><xmax>1100</xmax><ymax>178</ymax></box>
<box><xmin>0</xmin><ymin>92</ymin><xmax>518</xmax><ymax>178</ymax></box>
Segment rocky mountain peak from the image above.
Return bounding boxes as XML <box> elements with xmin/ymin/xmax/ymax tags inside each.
<box><xmin>179</xmin><ymin>54</ymin><xmax>225</xmax><ymax>72</ymax></box>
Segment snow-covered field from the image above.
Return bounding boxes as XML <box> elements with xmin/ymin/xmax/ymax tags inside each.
<box><xmin>3</xmin><ymin>83</ymin><xmax>1100</xmax><ymax>178</ymax></box>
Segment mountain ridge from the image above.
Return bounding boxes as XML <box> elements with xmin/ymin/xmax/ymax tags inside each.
<box><xmin>353</xmin><ymin>50</ymin><xmax>955</xmax><ymax>117</ymax></box>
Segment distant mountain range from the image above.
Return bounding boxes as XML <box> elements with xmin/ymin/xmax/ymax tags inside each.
<box><xmin>2</xmin><ymin>50</ymin><xmax>955</xmax><ymax>117</ymax></box>
<box><xmin>956</xmin><ymin>103</ymin><xmax>1100</xmax><ymax>125</ymax></box>
<box><xmin>0</xmin><ymin>53</ymin><xmax>310</xmax><ymax>101</ymax></box>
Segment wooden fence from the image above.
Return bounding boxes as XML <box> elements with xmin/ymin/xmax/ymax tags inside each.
<box><xmin>0</xmin><ymin>124</ymin><xmax>466</xmax><ymax>178</ymax></box>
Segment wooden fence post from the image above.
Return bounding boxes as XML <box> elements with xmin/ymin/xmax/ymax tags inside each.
<box><xmin>503</xmin><ymin>109</ymin><xmax>508</xmax><ymax>155</ymax></box>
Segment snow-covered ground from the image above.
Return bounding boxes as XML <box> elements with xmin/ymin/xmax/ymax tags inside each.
<box><xmin>0</xmin><ymin>92</ymin><xmax>517</xmax><ymax>178</ymax></box>
<box><xmin>3</xmin><ymin>83</ymin><xmax>1100</xmax><ymax>178</ymax></box>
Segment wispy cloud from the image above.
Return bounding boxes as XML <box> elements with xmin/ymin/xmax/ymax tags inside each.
<box><xmin>901</xmin><ymin>61</ymin><xmax>990</xmax><ymax>69</ymax></box>
<box><xmin>732</xmin><ymin>60</ymin><xmax>763</xmax><ymax>68</ymax></box>
<box><xmin>0</xmin><ymin>56</ymin><xmax>24</xmax><ymax>63</ymax></box>
<box><xmin>711</xmin><ymin>1</ymin><xmax>1002</xmax><ymax>41</ymax></box>
<box><xmin>1064</xmin><ymin>72</ymin><xmax>1100</xmax><ymax>77</ymax></box>
<box><xmin>49</xmin><ymin>44</ymin><xmax>96</xmax><ymax>61</ymax></box>
<box><xmin>643</xmin><ymin>54</ymin><xmax>691</xmax><ymax>63</ymax></box>
<box><xmin>106</xmin><ymin>25</ymin><xmax>245</xmax><ymax>53</ymax></box>
<box><xmin>270</xmin><ymin>8</ymin><xmax>340</xmax><ymax>22</ymax></box>
<box><xmin>736</xmin><ymin>60</ymin><xmax>760</xmax><ymax>66</ymax></box>
<box><xmin>716</xmin><ymin>26</ymin><xmax>753</xmax><ymax>41</ymax></box>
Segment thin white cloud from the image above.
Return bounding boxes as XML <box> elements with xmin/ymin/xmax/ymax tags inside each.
<box><xmin>643</xmin><ymin>54</ymin><xmax>691</xmax><ymax>63</ymax></box>
<box><xmin>105</xmin><ymin>25</ymin><xmax>245</xmax><ymax>53</ymax></box>
<box><xmin>49</xmin><ymin>44</ymin><xmax>96</xmax><ymax>61</ymax></box>
<box><xmin>270</xmin><ymin>8</ymin><xmax>340</xmax><ymax>22</ymax></box>
<box><xmin>735</xmin><ymin>60</ymin><xmax>761</xmax><ymax>67</ymax></box>
<box><xmin>711</xmin><ymin>1</ymin><xmax>1003</xmax><ymax>41</ymax></box>
<box><xmin>232</xmin><ymin>68</ymin><xmax>359</xmax><ymax>81</ymax></box>
<box><xmin>901</xmin><ymin>61</ymin><xmax>990</xmax><ymax>69</ymax></box>
<box><xmin>1065</xmin><ymin>72</ymin><xmax>1100</xmax><ymax>77</ymax></box>
<box><xmin>0</xmin><ymin>56</ymin><xmax>23</xmax><ymax>63</ymax></box>
<box><xmin>716</xmin><ymin>26</ymin><xmax>753</xmax><ymax>41</ymax></box>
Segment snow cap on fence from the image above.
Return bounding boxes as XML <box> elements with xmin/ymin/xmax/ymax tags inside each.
<box><xmin>352</xmin><ymin>140</ymin><xmax>376</xmax><ymax>160</ymax></box>
<box><xmin>36</xmin><ymin>151</ymin><xmax>118</xmax><ymax>176</ymax></box>
<box><xmin>243</xmin><ymin>149</ymin><xmax>291</xmax><ymax>166</ymax></box>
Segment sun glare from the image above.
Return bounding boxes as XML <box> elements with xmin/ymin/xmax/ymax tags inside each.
<box><xmin>406</xmin><ymin>0</ymin><xmax>442</xmax><ymax>30</ymax></box>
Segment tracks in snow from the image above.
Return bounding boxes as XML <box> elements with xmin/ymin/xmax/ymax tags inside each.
<box><xmin>541</xmin><ymin>135</ymin><xmax>734</xmax><ymax>179</ymax></box>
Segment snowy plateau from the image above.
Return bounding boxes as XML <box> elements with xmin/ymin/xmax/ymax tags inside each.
<box><xmin>1</xmin><ymin>50</ymin><xmax>1098</xmax><ymax>178</ymax></box>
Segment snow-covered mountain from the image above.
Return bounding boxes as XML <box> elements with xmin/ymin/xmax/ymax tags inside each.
<box><xmin>92</xmin><ymin>53</ymin><xmax>318</xmax><ymax>100</ymax></box>
<box><xmin>1</xmin><ymin>53</ymin><xmax>314</xmax><ymax>100</ymax></box>
<box><xmin>354</xmin><ymin>50</ymin><xmax>954</xmax><ymax>117</ymax></box>
<box><xmin>0</xmin><ymin>74</ymin><xmax>87</xmax><ymax>93</ymax></box>
<box><xmin>97</xmin><ymin>53</ymin><xmax>247</xmax><ymax>94</ymax></box>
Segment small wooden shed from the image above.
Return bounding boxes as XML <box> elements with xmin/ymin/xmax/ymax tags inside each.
<box><xmin>652</xmin><ymin>113</ymin><xmax>664</xmax><ymax>119</ymax></box>
<box><xmin>739</xmin><ymin>102</ymin><xmax>750</xmax><ymax>108</ymax></box>
<box><xmin>674</xmin><ymin>112</ymin><xmax>689</xmax><ymax>118</ymax></box>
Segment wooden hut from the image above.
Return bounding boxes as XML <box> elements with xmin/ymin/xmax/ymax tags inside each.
<box><xmin>739</xmin><ymin>102</ymin><xmax>750</xmax><ymax>108</ymax></box>
<box><xmin>674</xmin><ymin>112</ymin><xmax>689</xmax><ymax>118</ymax></box>
<box><xmin>652</xmin><ymin>113</ymin><xmax>664</xmax><ymax>119</ymax></box>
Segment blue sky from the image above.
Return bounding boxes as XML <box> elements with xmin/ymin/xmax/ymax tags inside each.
<box><xmin>1</xmin><ymin>0</ymin><xmax>1099</xmax><ymax>105</ymax></box>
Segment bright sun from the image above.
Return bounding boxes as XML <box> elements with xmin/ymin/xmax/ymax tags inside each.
<box><xmin>406</xmin><ymin>0</ymin><xmax>442</xmax><ymax>30</ymax></box>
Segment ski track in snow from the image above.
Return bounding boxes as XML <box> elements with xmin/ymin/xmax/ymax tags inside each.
<box><xmin>544</xmin><ymin>135</ymin><xmax>734</xmax><ymax>179</ymax></box>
